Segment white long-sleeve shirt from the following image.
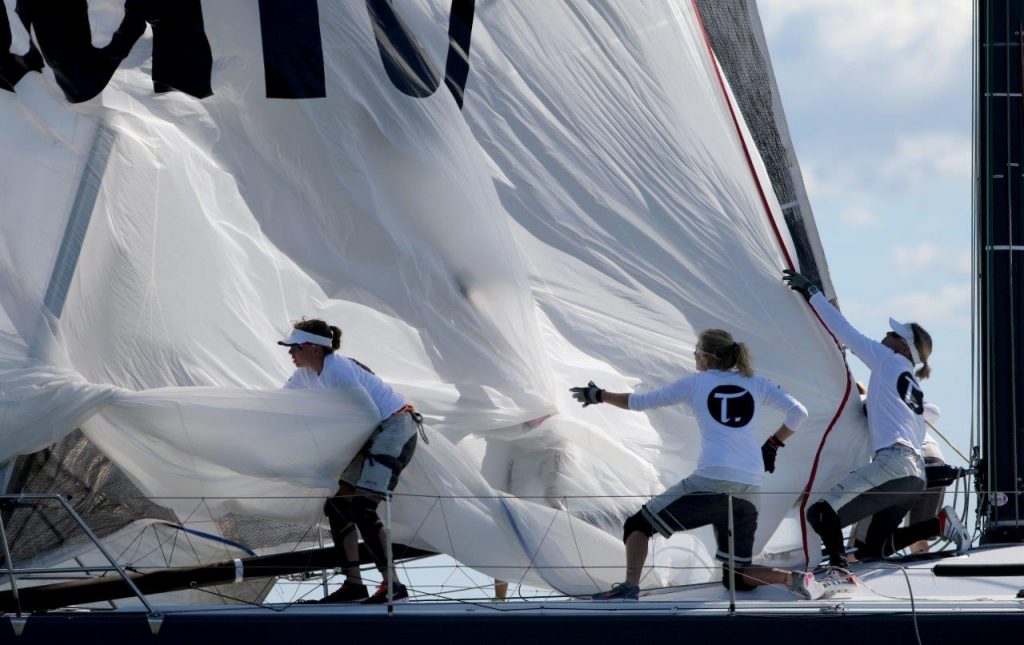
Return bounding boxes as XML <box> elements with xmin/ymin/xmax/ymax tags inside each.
<box><xmin>809</xmin><ymin>291</ymin><xmax>926</xmax><ymax>453</ymax></box>
<box><xmin>284</xmin><ymin>353</ymin><xmax>406</xmax><ymax>421</ymax></box>
<box><xmin>629</xmin><ymin>369</ymin><xmax>807</xmax><ymax>485</ymax></box>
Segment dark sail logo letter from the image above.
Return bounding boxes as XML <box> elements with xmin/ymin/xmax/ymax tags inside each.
<box><xmin>706</xmin><ymin>385</ymin><xmax>755</xmax><ymax>428</ymax></box>
<box><xmin>0</xmin><ymin>2</ymin><xmax>43</xmax><ymax>92</ymax></box>
<box><xmin>5</xmin><ymin>0</ymin><xmax>212</xmax><ymax>103</ymax></box>
<box><xmin>366</xmin><ymin>0</ymin><xmax>475</xmax><ymax>108</ymax></box>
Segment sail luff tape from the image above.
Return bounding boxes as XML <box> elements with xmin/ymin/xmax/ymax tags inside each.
<box><xmin>233</xmin><ymin>559</ymin><xmax>243</xmax><ymax>583</ymax></box>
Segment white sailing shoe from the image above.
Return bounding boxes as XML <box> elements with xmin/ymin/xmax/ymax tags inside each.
<box><xmin>939</xmin><ymin>505</ymin><xmax>970</xmax><ymax>555</ymax></box>
<box><xmin>819</xmin><ymin>567</ymin><xmax>860</xmax><ymax>597</ymax></box>
<box><xmin>789</xmin><ymin>571</ymin><xmax>824</xmax><ymax>600</ymax></box>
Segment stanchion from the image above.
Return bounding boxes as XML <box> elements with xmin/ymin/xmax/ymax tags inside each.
<box><xmin>385</xmin><ymin>492</ymin><xmax>394</xmax><ymax>615</ymax></box>
<box><xmin>727</xmin><ymin>494</ymin><xmax>736</xmax><ymax>614</ymax></box>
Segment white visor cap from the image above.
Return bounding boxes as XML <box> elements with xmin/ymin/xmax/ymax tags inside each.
<box><xmin>888</xmin><ymin>318</ymin><xmax>921</xmax><ymax>365</ymax></box>
<box><xmin>278</xmin><ymin>329</ymin><xmax>334</xmax><ymax>348</ymax></box>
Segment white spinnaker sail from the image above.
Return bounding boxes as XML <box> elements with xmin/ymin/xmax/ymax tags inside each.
<box><xmin>0</xmin><ymin>0</ymin><xmax>870</xmax><ymax>594</ymax></box>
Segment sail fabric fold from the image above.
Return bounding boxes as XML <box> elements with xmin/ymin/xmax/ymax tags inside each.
<box><xmin>0</xmin><ymin>0</ymin><xmax>870</xmax><ymax>590</ymax></box>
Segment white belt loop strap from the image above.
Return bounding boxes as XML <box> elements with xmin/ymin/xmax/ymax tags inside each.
<box><xmin>233</xmin><ymin>559</ymin><xmax>244</xmax><ymax>584</ymax></box>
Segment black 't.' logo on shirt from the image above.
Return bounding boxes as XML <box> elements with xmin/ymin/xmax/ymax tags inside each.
<box><xmin>707</xmin><ymin>385</ymin><xmax>755</xmax><ymax>428</ymax></box>
<box><xmin>896</xmin><ymin>372</ymin><xmax>924</xmax><ymax>415</ymax></box>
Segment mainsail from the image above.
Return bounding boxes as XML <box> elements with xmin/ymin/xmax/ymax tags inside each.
<box><xmin>0</xmin><ymin>0</ymin><xmax>871</xmax><ymax>600</ymax></box>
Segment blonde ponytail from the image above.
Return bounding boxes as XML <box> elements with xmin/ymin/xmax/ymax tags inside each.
<box><xmin>697</xmin><ymin>329</ymin><xmax>754</xmax><ymax>376</ymax></box>
<box><xmin>733</xmin><ymin>341</ymin><xmax>754</xmax><ymax>377</ymax></box>
<box><xmin>910</xmin><ymin>323</ymin><xmax>933</xmax><ymax>380</ymax></box>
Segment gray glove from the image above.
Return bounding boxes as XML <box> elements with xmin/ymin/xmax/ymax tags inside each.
<box><xmin>782</xmin><ymin>269</ymin><xmax>820</xmax><ymax>299</ymax></box>
<box><xmin>570</xmin><ymin>381</ymin><xmax>604</xmax><ymax>407</ymax></box>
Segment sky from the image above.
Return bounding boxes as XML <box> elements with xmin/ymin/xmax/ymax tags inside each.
<box><xmin>758</xmin><ymin>0</ymin><xmax>975</xmax><ymax>465</ymax></box>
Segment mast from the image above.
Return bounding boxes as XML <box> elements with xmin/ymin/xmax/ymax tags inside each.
<box><xmin>978</xmin><ymin>0</ymin><xmax>1024</xmax><ymax>544</ymax></box>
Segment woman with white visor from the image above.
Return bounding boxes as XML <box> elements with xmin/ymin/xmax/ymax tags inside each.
<box><xmin>279</xmin><ymin>318</ymin><xmax>423</xmax><ymax>604</ymax></box>
<box><xmin>782</xmin><ymin>270</ymin><xmax>969</xmax><ymax>577</ymax></box>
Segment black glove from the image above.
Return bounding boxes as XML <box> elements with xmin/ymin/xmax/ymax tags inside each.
<box><xmin>782</xmin><ymin>269</ymin><xmax>820</xmax><ymax>300</ymax></box>
<box><xmin>761</xmin><ymin>435</ymin><xmax>785</xmax><ymax>473</ymax></box>
<box><xmin>570</xmin><ymin>381</ymin><xmax>604</xmax><ymax>407</ymax></box>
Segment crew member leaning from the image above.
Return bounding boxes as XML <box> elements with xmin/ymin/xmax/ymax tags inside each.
<box><xmin>279</xmin><ymin>318</ymin><xmax>424</xmax><ymax>604</ymax></box>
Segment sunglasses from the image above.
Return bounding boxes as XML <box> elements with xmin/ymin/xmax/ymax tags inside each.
<box><xmin>287</xmin><ymin>343</ymin><xmax>311</xmax><ymax>354</ymax></box>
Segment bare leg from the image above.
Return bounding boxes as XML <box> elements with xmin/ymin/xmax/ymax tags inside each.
<box><xmin>909</xmin><ymin>540</ymin><xmax>930</xmax><ymax>554</ymax></box>
<box><xmin>341</xmin><ymin>530</ymin><xmax>361</xmax><ymax>583</ymax></box>
<box><xmin>376</xmin><ymin>524</ymin><xmax>399</xmax><ymax>585</ymax></box>
<box><xmin>494</xmin><ymin>580</ymin><xmax>508</xmax><ymax>600</ymax></box>
<box><xmin>737</xmin><ymin>565</ymin><xmax>792</xmax><ymax>588</ymax></box>
<box><xmin>624</xmin><ymin>531</ymin><xmax>649</xmax><ymax>587</ymax></box>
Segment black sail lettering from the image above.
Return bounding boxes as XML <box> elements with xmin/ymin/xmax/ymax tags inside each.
<box><xmin>0</xmin><ymin>1</ymin><xmax>43</xmax><ymax>92</ymax></box>
<box><xmin>258</xmin><ymin>0</ymin><xmax>325</xmax><ymax>99</ymax></box>
<box><xmin>365</xmin><ymin>0</ymin><xmax>475</xmax><ymax>109</ymax></box>
<box><xmin>442</xmin><ymin>0</ymin><xmax>475</xmax><ymax>108</ymax></box>
<box><xmin>20</xmin><ymin>0</ymin><xmax>212</xmax><ymax>103</ymax></box>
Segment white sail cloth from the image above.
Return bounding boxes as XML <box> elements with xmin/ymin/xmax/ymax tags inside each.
<box><xmin>0</xmin><ymin>0</ymin><xmax>870</xmax><ymax>592</ymax></box>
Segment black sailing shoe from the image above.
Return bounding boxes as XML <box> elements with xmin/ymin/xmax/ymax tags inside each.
<box><xmin>362</xmin><ymin>581</ymin><xmax>409</xmax><ymax>604</ymax></box>
<box><xmin>317</xmin><ymin>580</ymin><xmax>369</xmax><ymax>603</ymax></box>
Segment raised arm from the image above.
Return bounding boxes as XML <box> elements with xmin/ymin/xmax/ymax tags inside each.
<box><xmin>783</xmin><ymin>269</ymin><xmax>890</xmax><ymax>370</ymax></box>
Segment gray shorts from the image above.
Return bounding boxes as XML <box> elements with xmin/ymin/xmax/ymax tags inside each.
<box><xmin>816</xmin><ymin>445</ymin><xmax>926</xmax><ymax>527</ymax></box>
<box><xmin>642</xmin><ymin>474</ymin><xmax>760</xmax><ymax>564</ymax></box>
<box><xmin>339</xmin><ymin>411</ymin><xmax>419</xmax><ymax>496</ymax></box>
<box><xmin>907</xmin><ymin>456</ymin><xmax>946</xmax><ymax>525</ymax></box>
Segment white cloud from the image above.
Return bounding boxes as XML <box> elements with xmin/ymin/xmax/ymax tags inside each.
<box><xmin>801</xmin><ymin>160</ymin><xmax>871</xmax><ymax>203</ymax></box>
<box><xmin>838</xmin><ymin>206</ymin><xmax>879</xmax><ymax>228</ymax></box>
<box><xmin>759</xmin><ymin>0</ymin><xmax>970</xmax><ymax>98</ymax></box>
<box><xmin>884</xmin><ymin>283</ymin><xmax>971</xmax><ymax>328</ymax></box>
<box><xmin>954</xmin><ymin>249</ymin><xmax>972</xmax><ymax>274</ymax></box>
<box><xmin>890</xmin><ymin>242</ymin><xmax>940</xmax><ymax>272</ymax></box>
<box><xmin>843</xmin><ymin>283</ymin><xmax>971</xmax><ymax>329</ymax></box>
<box><xmin>878</xmin><ymin>132</ymin><xmax>972</xmax><ymax>187</ymax></box>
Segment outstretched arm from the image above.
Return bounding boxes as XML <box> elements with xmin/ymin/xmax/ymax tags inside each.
<box><xmin>569</xmin><ymin>381</ymin><xmax>631</xmax><ymax>409</ymax></box>
<box><xmin>571</xmin><ymin>377</ymin><xmax>693</xmax><ymax>411</ymax></box>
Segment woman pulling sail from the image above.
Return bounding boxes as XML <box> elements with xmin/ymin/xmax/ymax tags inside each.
<box><xmin>782</xmin><ymin>269</ymin><xmax>969</xmax><ymax>578</ymax></box>
<box><xmin>572</xmin><ymin>329</ymin><xmax>822</xmax><ymax>600</ymax></box>
<box><xmin>279</xmin><ymin>319</ymin><xmax>423</xmax><ymax>604</ymax></box>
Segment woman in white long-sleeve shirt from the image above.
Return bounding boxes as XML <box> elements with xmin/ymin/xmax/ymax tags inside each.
<box><xmin>572</xmin><ymin>329</ymin><xmax>820</xmax><ymax>600</ymax></box>
<box><xmin>280</xmin><ymin>318</ymin><xmax>422</xmax><ymax>604</ymax></box>
<box><xmin>782</xmin><ymin>270</ymin><xmax>969</xmax><ymax>575</ymax></box>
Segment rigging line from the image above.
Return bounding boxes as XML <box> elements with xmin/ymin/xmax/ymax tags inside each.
<box><xmin>500</xmin><ymin>498</ymin><xmax>562</xmax><ymax>594</ymax></box>
<box><xmin>923</xmin><ymin>419</ymin><xmax>971</xmax><ymax>463</ymax></box>
<box><xmin>562</xmin><ymin>497</ymin><xmax>602</xmax><ymax>594</ymax></box>
<box><xmin>255</xmin><ymin>521</ymin><xmax>323</xmax><ymax>601</ymax></box>
<box><xmin>191</xmin><ymin>583</ymin><xmax>292</xmax><ymax>612</ymax></box>
<box><xmin>434</xmin><ymin>495</ymin><xmax>478</xmax><ymax>596</ymax></box>
<box><xmin>861</xmin><ymin>563</ymin><xmax>922</xmax><ymax>645</ymax></box>
<box><xmin>688</xmin><ymin>0</ymin><xmax>854</xmax><ymax>570</ymax></box>
<box><xmin>969</xmin><ymin>0</ymin><xmax>979</xmax><ymax>496</ymax></box>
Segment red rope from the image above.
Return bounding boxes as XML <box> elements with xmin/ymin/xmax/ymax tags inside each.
<box><xmin>689</xmin><ymin>0</ymin><xmax>854</xmax><ymax>568</ymax></box>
